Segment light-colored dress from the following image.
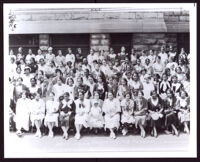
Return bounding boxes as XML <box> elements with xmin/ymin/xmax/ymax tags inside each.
<box><xmin>177</xmin><ymin>97</ymin><xmax>190</xmax><ymax>123</ymax></box>
<box><xmin>74</xmin><ymin>99</ymin><xmax>90</xmax><ymax>127</ymax></box>
<box><xmin>120</xmin><ymin>99</ymin><xmax>135</xmax><ymax>124</ymax></box>
<box><xmin>87</xmin><ymin>99</ymin><xmax>104</xmax><ymax>128</ymax></box>
<box><xmin>44</xmin><ymin>100</ymin><xmax>59</xmax><ymax>126</ymax></box>
<box><xmin>15</xmin><ymin>98</ymin><xmax>31</xmax><ymax>131</ymax></box>
<box><xmin>102</xmin><ymin>98</ymin><xmax>121</xmax><ymax>129</ymax></box>
<box><xmin>30</xmin><ymin>99</ymin><xmax>45</xmax><ymax>126</ymax></box>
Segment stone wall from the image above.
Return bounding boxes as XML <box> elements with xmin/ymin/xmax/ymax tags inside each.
<box><xmin>90</xmin><ymin>34</ymin><xmax>110</xmax><ymax>53</ymax></box>
<box><xmin>10</xmin><ymin>9</ymin><xmax>189</xmax><ymax>34</ymax></box>
<box><xmin>132</xmin><ymin>33</ymin><xmax>177</xmax><ymax>52</ymax></box>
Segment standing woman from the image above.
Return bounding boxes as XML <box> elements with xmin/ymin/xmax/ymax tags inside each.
<box><xmin>131</xmin><ymin>72</ymin><xmax>143</xmax><ymax>92</ymax></box>
<box><xmin>59</xmin><ymin>92</ymin><xmax>75</xmax><ymax>140</ymax></box>
<box><xmin>107</xmin><ymin>76</ymin><xmax>118</xmax><ymax>98</ymax></box>
<box><xmin>147</xmin><ymin>90</ymin><xmax>164</xmax><ymax>137</ymax></box>
<box><xmin>163</xmin><ymin>89</ymin><xmax>179</xmax><ymax>136</ymax></box>
<box><xmin>15</xmin><ymin>91</ymin><xmax>31</xmax><ymax>136</ymax></box>
<box><xmin>44</xmin><ymin>92</ymin><xmax>59</xmax><ymax>137</ymax></box>
<box><xmin>176</xmin><ymin>90</ymin><xmax>190</xmax><ymax>134</ymax></box>
<box><xmin>30</xmin><ymin>92</ymin><xmax>45</xmax><ymax>138</ymax></box>
<box><xmin>120</xmin><ymin>92</ymin><xmax>135</xmax><ymax>136</ymax></box>
<box><xmin>102</xmin><ymin>91</ymin><xmax>121</xmax><ymax>139</ymax></box>
<box><xmin>74</xmin><ymin>91</ymin><xmax>90</xmax><ymax>140</ymax></box>
<box><xmin>65</xmin><ymin>77</ymin><xmax>75</xmax><ymax>100</ymax></box>
<box><xmin>117</xmin><ymin>78</ymin><xmax>130</xmax><ymax>101</ymax></box>
<box><xmin>93</xmin><ymin>75</ymin><xmax>107</xmax><ymax>100</ymax></box>
<box><xmin>133</xmin><ymin>90</ymin><xmax>148</xmax><ymax>138</ymax></box>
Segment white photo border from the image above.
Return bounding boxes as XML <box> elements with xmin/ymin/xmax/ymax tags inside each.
<box><xmin>3</xmin><ymin>3</ymin><xmax>197</xmax><ymax>158</ymax></box>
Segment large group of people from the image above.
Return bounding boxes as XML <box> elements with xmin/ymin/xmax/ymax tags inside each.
<box><xmin>8</xmin><ymin>44</ymin><xmax>190</xmax><ymax>140</ymax></box>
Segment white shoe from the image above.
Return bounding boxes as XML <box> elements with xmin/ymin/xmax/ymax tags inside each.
<box><xmin>64</xmin><ymin>133</ymin><xmax>68</xmax><ymax>140</ymax></box>
<box><xmin>35</xmin><ymin>131</ymin><xmax>39</xmax><ymax>137</ymax></box>
<box><xmin>122</xmin><ymin>129</ymin><xmax>128</xmax><ymax>136</ymax></box>
<box><xmin>48</xmin><ymin>132</ymin><xmax>54</xmax><ymax>138</ymax></box>
<box><xmin>38</xmin><ymin>132</ymin><xmax>42</xmax><ymax>138</ymax></box>
<box><xmin>75</xmin><ymin>133</ymin><xmax>80</xmax><ymax>140</ymax></box>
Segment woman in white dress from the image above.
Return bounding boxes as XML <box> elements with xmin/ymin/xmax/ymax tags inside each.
<box><xmin>15</xmin><ymin>91</ymin><xmax>31</xmax><ymax>136</ymax></box>
<box><xmin>87</xmin><ymin>91</ymin><xmax>104</xmax><ymax>130</ymax></box>
<box><xmin>30</xmin><ymin>92</ymin><xmax>45</xmax><ymax>138</ymax></box>
<box><xmin>176</xmin><ymin>90</ymin><xmax>190</xmax><ymax>134</ymax></box>
<box><xmin>74</xmin><ymin>91</ymin><xmax>90</xmax><ymax>140</ymax></box>
<box><xmin>120</xmin><ymin>92</ymin><xmax>135</xmax><ymax>136</ymax></box>
<box><xmin>44</xmin><ymin>92</ymin><xmax>59</xmax><ymax>137</ymax></box>
<box><xmin>102</xmin><ymin>91</ymin><xmax>121</xmax><ymax>139</ymax></box>
<box><xmin>152</xmin><ymin>56</ymin><xmax>164</xmax><ymax>76</ymax></box>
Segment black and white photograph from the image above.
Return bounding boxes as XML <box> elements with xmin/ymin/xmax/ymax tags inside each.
<box><xmin>3</xmin><ymin>3</ymin><xmax>197</xmax><ymax>158</ymax></box>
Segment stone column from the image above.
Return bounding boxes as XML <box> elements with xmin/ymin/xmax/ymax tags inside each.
<box><xmin>90</xmin><ymin>34</ymin><xmax>110</xmax><ymax>55</ymax></box>
<box><xmin>39</xmin><ymin>34</ymin><xmax>50</xmax><ymax>53</ymax></box>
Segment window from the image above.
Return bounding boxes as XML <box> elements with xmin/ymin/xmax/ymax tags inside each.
<box><xmin>9</xmin><ymin>34</ymin><xmax>39</xmax><ymax>55</ymax></box>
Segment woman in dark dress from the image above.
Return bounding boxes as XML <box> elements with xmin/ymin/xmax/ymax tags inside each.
<box><xmin>59</xmin><ymin>92</ymin><xmax>75</xmax><ymax>140</ymax></box>
<box><xmin>163</xmin><ymin>89</ymin><xmax>179</xmax><ymax>136</ymax></box>
<box><xmin>147</xmin><ymin>90</ymin><xmax>164</xmax><ymax>137</ymax></box>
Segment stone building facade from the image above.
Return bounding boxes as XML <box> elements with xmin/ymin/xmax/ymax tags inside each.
<box><xmin>9</xmin><ymin>8</ymin><xmax>190</xmax><ymax>56</ymax></box>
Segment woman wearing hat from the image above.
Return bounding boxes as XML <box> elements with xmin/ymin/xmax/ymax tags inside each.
<box><xmin>87</xmin><ymin>91</ymin><xmax>104</xmax><ymax>131</ymax></box>
<box><xmin>59</xmin><ymin>92</ymin><xmax>75</xmax><ymax>140</ymax></box>
<box><xmin>102</xmin><ymin>91</ymin><xmax>121</xmax><ymax>139</ymax></box>
<box><xmin>147</xmin><ymin>90</ymin><xmax>164</xmax><ymax>137</ymax></box>
<box><xmin>45</xmin><ymin>47</ymin><xmax>55</xmax><ymax>63</ymax></box>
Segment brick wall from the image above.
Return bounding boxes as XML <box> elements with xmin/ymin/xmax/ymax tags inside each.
<box><xmin>132</xmin><ymin>33</ymin><xmax>177</xmax><ymax>52</ymax></box>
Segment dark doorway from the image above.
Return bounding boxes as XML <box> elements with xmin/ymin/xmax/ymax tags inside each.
<box><xmin>50</xmin><ymin>34</ymin><xmax>90</xmax><ymax>58</ymax></box>
<box><xmin>110</xmin><ymin>33</ymin><xmax>133</xmax><ymax>54</ymax></box>
<box><xmin>9</xmin><ymin>34</ymin><xmax>39</xmax><ymax>55</ymax></box>
<box><xmin>177</xmin><ymin>33</ymin><xmax>190</xmax><ymax>54</ymax></box>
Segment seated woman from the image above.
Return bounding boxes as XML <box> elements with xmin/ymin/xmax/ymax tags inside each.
<box><xmin>30</xmin><ymin>92</ymin><xmax>45</xmax><ymax>138</ymax></box>
<box><xmin>147</xmin><ymin>90</ymin><xmax>164</xmax><ymax>137</ymax></box>
<box><xmin>44</xmin><ymin>92</ymin><xmax>59</xmax><ymax>138</ymax></box>
<box><xmin>15</xmin><ymin>91</ymin><xmax>31</xmax><ymax>136</ymax></box>
<box><xmin>74</xmin><ymin>91</ymin><xmax>90</xmax><ymax>140</ymax></box>
<box><xmin>133</xmin><ymin>90</ymin><xmax>148</xmax><ymax>138</ymax></box>
<box><xmin>120</xmin><ymin>91</ymin><xmax>135</xmax><ymax>136</ymax></box>
<box><xmin>163</xmin><ymin>89</ymin><xmax>179</xmax><ymax>136</ymax></box>
<box><xmin>59</xmin><ymin>92</ymin><xmax>75</xmax><ymax>140</ymax></box>
<box><xmin>102</xmin><ymin>91</ymin><xmax>121</xmax><ymax>139</ymax></box>
<box><xmin>176</xmin><ymin>90</ymin><xmax>190</xmax><ymax>134</ymax></box>
<box><xmin>87</xmin><ymin>91</ymin><xmax>104</xmax><ymax>132</ymax></box>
